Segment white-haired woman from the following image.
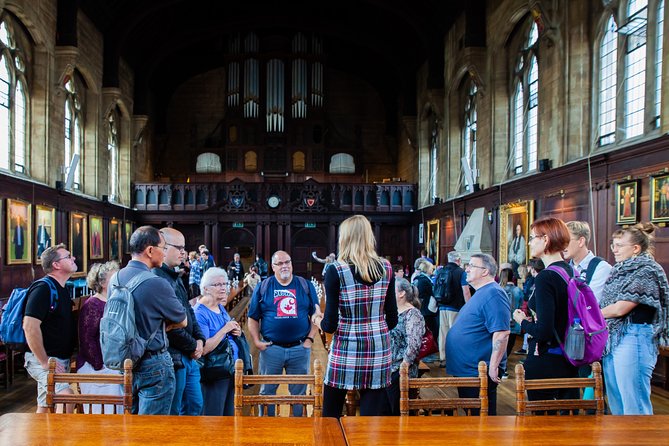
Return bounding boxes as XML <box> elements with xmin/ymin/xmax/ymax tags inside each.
<box><xmin>193</xmin><ymin>267</ymin><xmax>241</xmax><ymax>415</ymax></box>
<box><xmin>77</xmin><ymin>261</ymin><xmax>121</xmax><ymax>414</ymax></box>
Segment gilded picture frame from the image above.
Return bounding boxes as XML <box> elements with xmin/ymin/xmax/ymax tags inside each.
<box><xmin>89</xmin><ymin>215</ymin><xmax>103</xmax><ymax>259</ymax></box>
<box><xmin>615</xmin><ymin>179</ymin><xmax>639</xmax><ymax>226</ymax></box>
<box><xmin>70</xmin><ymin>211</ymin><xmax>88</xmax><ymax>276</ymax></box>
<box><xmin>124</xmin><ymin>221</ymin><xmax>133</xmax><ymax>254</ymax></box>
<box><xmin>7</xmin><ymin>198</ymin><xmax>31</xmax><ymax>265</ymax></box>
<box><xmin>426</xmin><ymin>219</ymin><xmax>440</xmax><ymax>266</ymax></box>
<box><xmin>650</xmin><ymin>173</ymin><xmax>669</xmax><ymax>224</ymax></box>
<box><xmin>35</xmin><ymin>205</ymin><xmax>55</xmax><ymax>264</ymax></box>
<box><xmin>499</xmin><ymin>200</ymin><xmax>534</xmax><ymax>268</ymax></box>
<box><xmin>109</xmin><ymin>219</ymin><xmax>121</xmax><ymax>261</ymax></box>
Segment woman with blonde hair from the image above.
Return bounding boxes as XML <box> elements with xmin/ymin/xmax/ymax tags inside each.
<box><xmin>77</xmin><ymin>261</ymin><xmax>121</xmax><ymax>414</ymax></box>
<box><xmin>313</xmin><ymin>215</ymin><xmax>398</xmax><ymax>417</ymax></box>
<box><xmin>600</xmin><ymin>223</ymin><xmax>669</xmax><ymax>414</ymax></box>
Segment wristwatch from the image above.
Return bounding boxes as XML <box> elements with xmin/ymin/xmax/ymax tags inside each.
<box><xmin>304</xmin><ymin>336</ymin><xmax>315</xmax><ymax>343</ymax></box>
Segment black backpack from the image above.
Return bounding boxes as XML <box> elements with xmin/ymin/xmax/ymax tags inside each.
<box><xmin>433</xmin><ymin>267</ymin><xmax>453</xmax><ymax>306</ymax></box>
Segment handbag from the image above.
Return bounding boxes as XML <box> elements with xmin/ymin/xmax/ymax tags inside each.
<box><xmin>197</xmin><ymin>337</ymin><xmax>235</xmax><ymax>382</ymax></box>
<box><xmin>417</xmin><ymin>327</ymin><xmax>439</xmax><ymax>361</ymax></box>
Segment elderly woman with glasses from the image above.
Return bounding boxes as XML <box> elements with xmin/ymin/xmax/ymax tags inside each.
<box><xmin>193</xmin><ymin>267</ymin><xmax>241</xmax><ymax>415</ymax></box>
<box><xmin>599</xmin><ymin>223</ymin><xmax>669</xmax><ymax>415</ymax></box>
<box><xmin>77</xmin><ymin>261</ymin><xmax>121</xmax><ymax>413</ymax></box>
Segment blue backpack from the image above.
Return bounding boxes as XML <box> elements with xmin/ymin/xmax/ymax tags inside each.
<box><xmin>0</xmin><ymin>277</ymin><xmax>59</xmax><ymax>351</ymax></box>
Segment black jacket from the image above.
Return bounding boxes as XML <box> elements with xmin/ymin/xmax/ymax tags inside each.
<box><xmin>153</xmin><ymin>264</ymin><xmax>206</xmax><ymax>356</ymax></box>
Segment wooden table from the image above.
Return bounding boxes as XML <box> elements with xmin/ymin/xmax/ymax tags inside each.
<box><xmin>340</xmin><ymin>415</ymin><xmax>669</xmax><ymax>446</ymax></box>
<box><xmin>0</xmin><ymin>413</ymin><xmax>346</xmax><ymax>446</ymax></box>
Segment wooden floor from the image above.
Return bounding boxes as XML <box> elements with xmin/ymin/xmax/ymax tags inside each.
<box><xmin>3</xmin><ymin>337</ymin><xmax>669</xmax><ymax>415</ymax></box>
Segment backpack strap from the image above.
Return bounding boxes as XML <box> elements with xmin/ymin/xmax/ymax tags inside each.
<box><xmin>545</xmin><ymin>264</ymin><xmax>573</xmax><ymax>283</ymax></box>
<box><xmin>37</xmin><ymin>276</ymin><xmax>59</xmax><ymax>312</ymax></box>
<box><xmin>584</xmin><ymin>257</ymin><xmax>603</xmax><ymax>285</ymax></box>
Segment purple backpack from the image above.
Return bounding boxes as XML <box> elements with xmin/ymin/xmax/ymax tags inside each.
<box><xmin>547</xmin><ymin>265</ymin><xmax>608</xmax><ymax>367</ymax></box>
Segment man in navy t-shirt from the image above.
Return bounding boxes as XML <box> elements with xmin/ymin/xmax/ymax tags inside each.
<box><xmin>446</xmin><ymin>253</ymin><xmax>510</xmax><ymax>415</ymax></box>
<box><xmin>248</xmin><ymin>250</ymin><xmax>320</xmax><ymax>416</ymax></box>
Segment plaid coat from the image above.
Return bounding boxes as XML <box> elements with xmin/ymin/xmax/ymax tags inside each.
<box><xmin>324</xmin><ymin>259</ymin><xmax>393</xmax><ymax>390</ymax></box>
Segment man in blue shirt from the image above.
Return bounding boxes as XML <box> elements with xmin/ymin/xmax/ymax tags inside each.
<box><xmin>446</xmin><ymin>253</ymin><xmax>510</xmax><ymax>415</ymax></box>
<box><xmin>247</xmin><ymin>250</ymin><xmax>320</xmax><ymax>416</ymax></box>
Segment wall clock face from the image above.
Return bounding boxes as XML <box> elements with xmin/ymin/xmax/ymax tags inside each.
<box><xmin>267</xmin><ymin>195</ymin><xmax>281</xmax><ymax>209</ymax></box>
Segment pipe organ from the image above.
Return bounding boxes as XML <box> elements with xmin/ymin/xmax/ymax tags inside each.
<box><xmin>220</xmin><ymin>32</ymin><xmax>327</xmax><ymax>174</ymax></box>
<box><xmin>226</xmin><ymin>32</ymin><xmax>324</xmax><ymax>132</ymax></box>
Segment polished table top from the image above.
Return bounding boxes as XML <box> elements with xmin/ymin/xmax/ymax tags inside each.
<box><xmin>340</xmin><ymin>415</ymin><xmax>669</xmax><ymax>446</ymax></box>
<box><xmin>0</xmin><ymin>413</ymin><xmax>346</xmax><ymax>446</ymax></box>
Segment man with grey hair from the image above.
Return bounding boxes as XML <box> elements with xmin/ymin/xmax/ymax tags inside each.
<box><xmin>435</xmin><ymin>251</ymin><xmax>471</xmax><ymax>368</ymax></box>
<box><xmin>563</xmin><ymin>221</ymin><xmax>612</xmax><ymax>302</ymax></box>
<box><xmin>446</xmin><ymin>253</ymin><xmax>510</xmax><ymax>415</ymax></box>
<box><xmin>247</xmin><ymin>250</ymin><xmax>320</xmax><ymax>416</ymax></box>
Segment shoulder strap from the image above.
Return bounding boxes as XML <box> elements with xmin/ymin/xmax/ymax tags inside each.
<box><xmin>125</xmin><ymin>271</ymin><xmax>156</xmax><ymax>292</ymax></box>
<box><xmin>297</xmin><ymin>276</ymin><xmax>310</xmax><ymax>296</ymax></box>
<box><xmin>545</xmin><ymin>264</ymin><xmax>572</xmax><ymax>284</ymax></box>
<box><xmin>585</xmin><ymin>257</ymin><xmax>603</xmax><ymax>284</ymax></box>
<box><xmin>259</xmin><ymin>277</ymin><xmax>271</xmax><ymax>302</ymax></box>
<box><xmin>38</xmin><ymin>276</ymin><xmax>59</xmax><ymax>311</ymax></box>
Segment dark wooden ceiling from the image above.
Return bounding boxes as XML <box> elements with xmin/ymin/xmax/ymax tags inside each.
<box><xmin>70</xmin><ymin>0</ymin><xmax>472</xmax><ymax>128</ymax></box>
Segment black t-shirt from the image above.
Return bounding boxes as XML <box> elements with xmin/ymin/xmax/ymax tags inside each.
<box><xmin>522</xmin><ymin>261</ymin><xmax>573</xmax><ymax>354</ymax></box>
<box><xmin>23</xmin><ymin>276</ymin><xmax>75</xmax><ymax>359</ymax></box>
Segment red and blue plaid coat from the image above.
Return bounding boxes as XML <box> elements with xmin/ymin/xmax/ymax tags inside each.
<box><xmin>324</xmin><ymin>259</ymin><xmax>393</xmax><ymax>390</ymax></box>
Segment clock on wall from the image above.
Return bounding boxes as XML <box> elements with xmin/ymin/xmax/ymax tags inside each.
<box><xmin>267</xmin><ymin>195</ymin><xmax>281</xmax><ymax>209</ymax></box>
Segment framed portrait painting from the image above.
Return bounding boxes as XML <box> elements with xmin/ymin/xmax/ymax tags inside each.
<box><xmin>109</xmin><ymin>219</ymin><xmax>121</xmax><ymax>261</ymax></box>
<box><xmin>499</xmin><ymin>200</ymin><xmax>534</xmax><ymax>272</ymax></box>
<box><xmin>70</xmin><ymin>211</ymin><xmax>88</xmax><ymax>276</ymax></box>
<box><xmin>124</xmin><ymin>221</ymin><xmax>133</xmax><ymax>254</ymax></box>
<box><xmin>615</xmin><ymin>179</ymin><xmax>639</xmax><ymax>226</ymax></box>
<box><xmin>426</xmin><ymin>219</ymin><xmax>440</xmax><ymax>266</ymax></box>
<box><xmin>650</xmin><ymin>173</ymin><xmax>669</xmax><ymax>223</ymax></box>
<box><xmin>35</xmin><ymin>205</ymin><xmax>55</xmax><ymax>264</ymax></box>
<box><xmin>6</xmin><ymin>198</ymin><xmax>31</xmax><ymax>264</ymax></box>
<box><xmin>89</xmin><ymin>215</ymin><xmax>103</xmax><ymax>259</ymax></box>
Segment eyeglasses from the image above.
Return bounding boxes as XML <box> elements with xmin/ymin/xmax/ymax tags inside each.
<box><xmin>209</xmin><ymin>282</ymin><xmax>229</xmax><ymax>288</ymax></box>
<box><xmin>528</xmin><ymin>234</ymin><xmax>544</xmax><ymax>242</ymax></box>
<box><xmin>466</xmin><ymin>264</ymin><xmax>487</xmax><ymax>270</ymax></box>
<box><xmin>273</xmin><ymin>260</ymin><xmax>292</xmax><ymax>267</ymax></box>
<box><xmin>54</xmin><ymin>254</ymin><xmax>73</xmax><ymax>262</ymax></box>
<box><xmin>165</xmin><ymin>242</ymin><xmax>186</xmax><ymax>252</ymax></box>
<box><xmin>610</xmin><ymin>242</ymin><xmax>634</xmax><ymax>251</ymax></box>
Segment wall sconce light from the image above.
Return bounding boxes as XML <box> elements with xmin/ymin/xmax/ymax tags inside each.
<box><xmin>487</xmin><ymin>210</ymin><xmax>493</xmax><ymax>223</ymax></box>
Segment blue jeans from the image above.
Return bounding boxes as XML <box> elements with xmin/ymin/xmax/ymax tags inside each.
<box><xmin>132</xmin><ymin>351</ymin><xmax>176</xmax><ymax>415</ymax></box>
<box><xmin>603</xmin><ymin>323</ymin><xmax>657</xmax><ymax>415</ymax></box>
<box><xmin>170</xmin><ymin>356</ymin><xmax>203</xmax><ymax>415</ymax></box>
<box><xmin>258</xmin><ymin>343</ymin><xmax>311</xmax><ymax>416</ymax></box>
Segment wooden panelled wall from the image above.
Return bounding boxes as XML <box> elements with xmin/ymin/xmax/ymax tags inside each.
<box><xmin>0</xmin><ymin>175</ymin><xmax>136</xmax><ymax>297</ymax></box>
<box><xmin>422</xmin><ymin>136</ymin><xmax>669</xmax><ymax>273</ymax></box>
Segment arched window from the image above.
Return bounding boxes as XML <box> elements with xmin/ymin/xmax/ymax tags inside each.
<box><xmin>107</xmin><ymin>109</ymin><xmax>119</xmax><ymax>202</ymax></box>
<box><xmin>64</xmin><ymin>74</ymin><xmax>84</xmax><ymax>190</ymax></box>
<box><xmin>463</xmin><ymin>81</ymin><xmax>478</xmax><ymax>191</ymax></box>
<box><xmin>598</xmin><ymin>16</ymin><xmax>618</xmax><ymax>146</ymax></box>
<box><xmin>599</xmin><ymin>0</ymin><xmax>664</xmax><ymax>145</ymax></box>
<box><xmin>655</xmin><ymin>0</ymin><xmax>664</xmax><ymax>126</ymax></box>
<box><xmin>511</xmin><ymin>21</ymin><xmax>539</xmax><ymax>176</ymax></box>
<box><xmin>0</xmin><ymin>19</ymin><xmax>29</xmax><ymax>174</ymax></box>
<box><xmin>429</xmin><ymin>115</ymin><xmax>439</xmax><ymax>200</ymax></box>
<box><xmin>623</xmin><ymin>0</ymin><xmax>648</xmax><ymax>138</ymax></box>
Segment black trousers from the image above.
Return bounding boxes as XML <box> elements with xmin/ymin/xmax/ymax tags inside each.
<box><xmin>457</xmin><ymin>368</ymin><xmax>500</xmax><ymax>415</ymax></box>
<box><xmin>523</xmin><ymin>350</ymin><xmax>579</xmax><ymax>402</ymax></box>
<box><xmin>322</xmin><ymin>384</ymin><xmax>389</xmax><ymax>418</ymax></box>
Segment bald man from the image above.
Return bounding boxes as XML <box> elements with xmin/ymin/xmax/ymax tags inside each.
<box><xmin>153</xmin><ymin>227</ymin><xmax>206</xmax><ymax>415</ymax></box>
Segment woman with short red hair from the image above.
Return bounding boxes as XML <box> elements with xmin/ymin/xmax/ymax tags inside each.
<box><xmin>512</xmin><ymin>217</ymin><xmax>578</xmax><ymax>401</ymax></box>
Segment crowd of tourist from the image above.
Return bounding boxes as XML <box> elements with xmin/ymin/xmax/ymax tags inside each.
<box><xmin>17</xmin><ymin>215</ymin><xmax>669</xmax><ymax>417</ymax></box>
